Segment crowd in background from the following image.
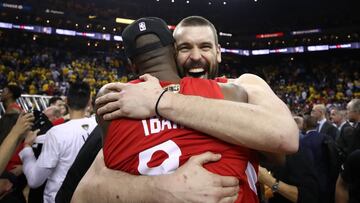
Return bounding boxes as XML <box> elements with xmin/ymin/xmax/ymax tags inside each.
<box><xmin>1</xmin><ymin>42</ymin><xmax>358</xmax><ymax>115</ymax></box>
<box><xmin>0</xmin><ymin>33</ymin><xmax>359</xmax><ymax>203</ymax></box>
<box><xmin>0</xmin><ymin>44</ymin><xmax>129</xmax><ymax>98</ymax></box>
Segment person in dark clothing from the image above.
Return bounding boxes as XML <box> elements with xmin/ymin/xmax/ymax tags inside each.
<box><xmin>311</xmin><ymin>104</ymin><xmax>338</xmax><ymax>140</ymax></box>
<box><xmin>258</xmin><ymin>147</ymin><xmax>320</xmax><ymax>203</ymax></box>
<box><xmin>336</xmin><ymin>149</ymin><xmax>360</xmax><ymax>203</ymax></box>
<box><xmin>55</xmin><ymin>125</ymin><xmax>102</xmax><ymax>203</ymax></box>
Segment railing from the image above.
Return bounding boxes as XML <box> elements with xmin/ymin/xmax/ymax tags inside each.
<box><xmin>0</xmin><ymin>94</ymin><xmax>52</xmax><ymax>116</ymax></box>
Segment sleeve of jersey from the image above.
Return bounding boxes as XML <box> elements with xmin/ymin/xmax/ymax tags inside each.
<box><xmin>37</xmin><ymin>129</ymin><xmax>61</xmax><ymax>168</ymax></box>
<box><xmin>180</xmin><ymin>77</ymin><xmax>224</xmax><ymax>99</ymax></box>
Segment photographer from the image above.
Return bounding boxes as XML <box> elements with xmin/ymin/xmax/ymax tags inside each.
<box><xmin>19</xmin><ymin>82</ymin><xmax>97</xmax><ymax>203</ymax></box>
<box><xmin>0</xmin><ymin>113</ymin><xmax>35</xmax><ymax>203</ymax></box>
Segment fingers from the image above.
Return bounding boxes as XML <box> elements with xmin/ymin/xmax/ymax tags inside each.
<box><xmin>139</xmin><ymin>74</ymin><xmax>158</xmax><ymax>82</ymax></box>
<box><xmin>96</xmin><ymin>92</ymin><xmax>122</xmax><ymax>106</ymax></box>
<box><xmin>218</xmin><ymin>195</ymin><xmax>238</xmax><ymax>203</ymax></box>
<box><xmin>103</xmin><ymin>82</ymin><xmax>128</xmax><ymax>92</ymax></box>
<box><xmin>217</xmin><ymin>185</ymin><xmax>239</xmax><ymax>203</ymax></box>
<box><xmin>17</xmin><ymin>113</ymin><xmax>34</xmax><ymax>131</ymax></box>
<box><xmin>19</xmin><ymin>112</ymin><xmax>34</xmax><ymax>122</ymax></box>
<box><xmin>102</xmin><ymin>109</ymin><xmax>124</xmax><ymax>120</ymax></box>
<box><xmin>219</xmin><ymin>176</ymin><xmax>239</xmax><ymax>187</ymax></box>
<box><xmin>189</xmin><ymin>152</ymin><xmax>222</xmax><ymax>165</ymax></box>
<box><xmin>97</xmin><ymin>101</ymin><xmax>122</xmax><ymax>117</ymax></box>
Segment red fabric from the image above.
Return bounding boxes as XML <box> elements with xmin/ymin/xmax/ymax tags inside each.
<box><xmin>5</xmin><ymin>143</ymin><xmax>24</xmax><ymax>171</ymax></box>
<box><xmin>7</xmin><ymin>103</ymin><xmax>23</xmax><ymax>113</ymax></box>
<box><xmin>215</xmin><ymin>77</ymin><xmax>229</xmax><ymax>83</ymax></box>
<box><xmin>52</xmin><ymin>117</ymin><xmax>65</xmax><ymax>126</ymax></box>
<box><xmin>103</xmin><ymin>77</ymin><xmax>258</xmax><ymax>203</ymax></box>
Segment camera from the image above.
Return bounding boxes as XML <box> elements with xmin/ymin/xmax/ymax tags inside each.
<box><xmin>31</xmin><ymin>109</ymin><xmax>53</xmax><ymax>135</ymax></box>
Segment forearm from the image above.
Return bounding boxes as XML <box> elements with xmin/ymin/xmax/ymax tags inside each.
<box><xmin>159</xmin><ymin>93</ymin><xmax>297</xmax><ymax>153</ymax></box>
<box><xmin>19</xmin><ymin>147</ymin><xmax>52</xmax><ymax>188</ymax></box>
<box><xmin>335</xmin><ymin>175</ymin><xmax>349</xmax><ymax>203</ymax></box>
<box><xmin>261</xmin><ymin>176</ymin><xmax>298</xmax><ymax>203</ymax></box>
<box><xmin>0</xmin><ymin>131</ymin><xmax>22</xmax><ymax>173</ymax></box>
<box><xmin>277</xmin><ymin>181</ymin><xmax>298</xmax><ymax>203</ymax></box>
<box><xmin>72</xmin><ymin>168</ymin><xmax>173</xmax><ymax>203</ymax></box>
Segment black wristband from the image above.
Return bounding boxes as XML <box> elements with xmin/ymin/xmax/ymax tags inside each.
<box><xmin>155</xmin><ymin>89</ymin><xmax>168</xmax><ymax>117</ymax></box>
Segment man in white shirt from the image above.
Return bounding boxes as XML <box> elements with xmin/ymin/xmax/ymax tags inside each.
<box><xmin>20</xmin><ymin>82</ymin><xmax>97</xmax><ymax>203</ymax></box>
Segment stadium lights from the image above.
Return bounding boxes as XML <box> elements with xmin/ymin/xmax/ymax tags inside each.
<box><xmin>115</xmin><ymin>18</ymin><xmax>135</xmax><ymax>25</ymax></box>
<box><xmin>219</xmin><ymin>32</ymin><xmax>232</xmax><ymax>37</ymax></box>
<box><xmin>256</xmin><ymin>32</ymin><xmax>284</xmax><ymax>39</ymax></box>
<box><xmin>115</xmin><ymin>17</ymin><xmax>175</xmax><ymax>30</ymax></box>
<box><xmin>1</xmin><ymin>20</ymin><xmax>359</xmax><ymax>56</ymax></box>
<box><xmin>89</xmin><ymin>15</ymin><xmax>96</xmax><ymax>19</ymax></box>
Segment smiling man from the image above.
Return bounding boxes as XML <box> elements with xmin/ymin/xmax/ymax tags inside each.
<box><xmin>71</xmin><ymin>16</ymin><xmax>299</xmax><ymax>203</ymax></box>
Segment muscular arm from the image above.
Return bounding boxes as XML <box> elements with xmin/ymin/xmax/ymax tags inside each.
<box><xmin>72</xmin><ymin>150</ymin><xmax>239</xmax><ymax>203</ymax></box>
<box><xmin>158</xmin><ymin>74</ymin><xmax>298</xmax><ymax>153</ymax></box>
<box><xmin>97</xmin><ymin>74</ymin><xmax>298</xmax><ymax>153</ymax></box>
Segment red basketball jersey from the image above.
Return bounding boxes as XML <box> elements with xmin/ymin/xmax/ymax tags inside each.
<box><xmin>103</xmin><ymin>77</ymin><xmax>258</xmax><ymax>203</ymax></box>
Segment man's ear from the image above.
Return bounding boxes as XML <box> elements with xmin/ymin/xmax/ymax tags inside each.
<box><xmin>216</xmin><ymin>44</ymin><xmax>222</xmax><ymax>63</ymax></box>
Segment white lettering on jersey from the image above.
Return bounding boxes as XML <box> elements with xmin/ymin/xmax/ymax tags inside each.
<box><xmin>142</xmin><ymin>117</ymin><xmax>183</xmax><ymax>136</ymax></box>
<box><xmin>161</xmin><ymin>119</ymin><xmax>172</xmax><ymax>130</ymax></box>
<box><xmin>138</xmin><ymin>140</ymin><xmax>181</xmax><ymax>175</ymax></box>
<box><xmin>142</xmin><ymin>120</ymin><xmax>150</xmax><ymax>136</ymax></box>
<box><xmin>149</xmin><ymin>117</ymin><xmax>161</xmax><ymax>134</ymax></box>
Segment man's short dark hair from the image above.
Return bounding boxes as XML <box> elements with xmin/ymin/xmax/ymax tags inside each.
<box><xmin>67</xmin><ymin>82</ymin><xmax>90</xmax><ymax>110</ymax></box>
<box><xmin>49</xmin><ymin>96</ymin><xmax>63</xmax><ymax>106</ymax></box>
<box><xmin>6</xmin><ymin>85</ymin><xmax>22</xmax><ymax>100</ymax></box>
<box><xmin>175</xmin><ymin>16</ymin><xmax>218</xmax><ymax>44</ymax></box>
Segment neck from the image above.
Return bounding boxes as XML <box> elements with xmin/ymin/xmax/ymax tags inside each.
<box><xmin>4</xmin><ymin>99</ymin><xmax>15</xmax><ymax>109</ymax></box>
<box><xmin>138</xmin><ymin>60</ymin><xmax>181</xmax><ymax>83</ymax></box>
<box><xmin>69</xmin><ymin>109</ymin><xmax>87</xmax><ymax>120</ymax></box>
<box><xmin>337</xmin><ymin>120</ymin><xmax>346</xmax><ymax>127</ymax></box>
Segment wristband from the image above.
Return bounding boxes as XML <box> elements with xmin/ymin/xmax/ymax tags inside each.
<box><xmin>155</xmin><ymin>89</ymin><xmax>168</xmax><ymax>117</ymax></box>
<box><xmin>271</xmin><ymin>179</ymin><xmax>280</xmax><ymax>193</ymax></box>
